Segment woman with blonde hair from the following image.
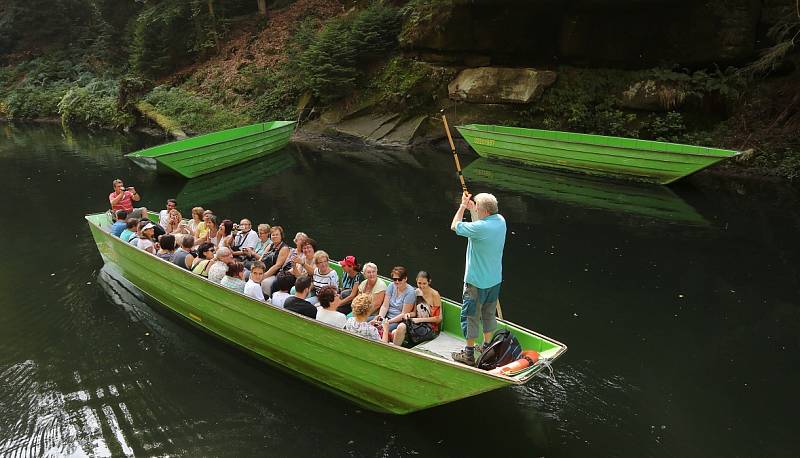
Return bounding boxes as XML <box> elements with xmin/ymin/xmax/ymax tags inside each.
<box><xmin>357</xmin><ymin>262</ymin><xmax>386</xmax><ymax>316</ymax></box>
<box><xmin>310</xmin><ymin>250</ymin><xmax>338</xmax><ymax>305</ymax></box>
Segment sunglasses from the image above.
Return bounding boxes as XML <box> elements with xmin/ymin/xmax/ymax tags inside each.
<box><xmin>392</xmin><ymin>277</ymin><xmax>404</xmax><ymax>282</ymax></box>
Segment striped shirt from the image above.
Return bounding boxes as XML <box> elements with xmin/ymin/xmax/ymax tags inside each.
<box><xmin>312</xmin><ymin>268</ymin><xmax>339</xmax><ymax>294</ymax></box>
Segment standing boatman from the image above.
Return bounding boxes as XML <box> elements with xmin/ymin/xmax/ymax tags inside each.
<box><xmin>450</xmin><ymin>191</ymin><xmax>507</xmax><ymax>366</ymax></box>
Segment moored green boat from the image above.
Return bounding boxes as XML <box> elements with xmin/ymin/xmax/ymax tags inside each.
<box><xmin>456</xmin><ymin>124</ymin><xmax>740</xmax><ymax>185</ymax></box>
<box><xmin>126</xmin><ymin>121</ymin><xmax>295</xmax><ymax>178</ymax></box>
<box><xmin>463</xmin><ymin>158</ymin><xmax>708</xmax><ymax>226</ymax></box>
<box><xmin>85</xmin><ymin>211</ymin><xmax>567</xmax><ymax>414</ymax></box>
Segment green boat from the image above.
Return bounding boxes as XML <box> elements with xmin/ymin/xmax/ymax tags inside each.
<box><xmin>456</xmin><ymin>124</ymin><xmax>740</xmax><ymax>185</ymax></box>
<box><xmin>126</xmin><ymin>121</ymin><xmax>295</xmax><ymax>178</ymax></box>
<box><xmin>85</xmin><ymin>211</ymin><xmax>567</xmax><ymax>414</ymax></box>
<box><xmin>463</xmin><ymin>158</ymin><xmax>708</xmax><ymax>226</ymax></box>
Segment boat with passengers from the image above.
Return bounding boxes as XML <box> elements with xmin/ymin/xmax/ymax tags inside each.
<box><xmin>85</xmin><ymin>210</ymin><xmax>567</xmax><ymax>414</ymax></box>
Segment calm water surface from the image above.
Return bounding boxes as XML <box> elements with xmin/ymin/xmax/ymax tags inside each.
<box><xmin>1</xmin><ymin>122</ymin><xmax>799</xmax><ymax>457</ymax></box>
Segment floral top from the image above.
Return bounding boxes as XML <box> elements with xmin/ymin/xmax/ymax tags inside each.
<box><xmin>344</xmin><ymin>318</ymin><xmax>380</xmax><ymax>341</ymax></box>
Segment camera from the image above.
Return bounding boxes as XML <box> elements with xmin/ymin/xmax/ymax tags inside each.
<box><xmin>232</xmin><ymin>223</ymin><xmax>240</xmax><ymax>231</ymax></box>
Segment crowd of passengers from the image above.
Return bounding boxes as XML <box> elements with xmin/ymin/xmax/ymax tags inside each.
<box><xmin>109</xmin><ymin>196</ymin><xmax>442</xmax><ymax>347</ymax></box>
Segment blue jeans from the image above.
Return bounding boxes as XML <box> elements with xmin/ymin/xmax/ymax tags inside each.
<box><xmin>461</xmin><ymin>282</ymin><xmax>500</xmax><ymax>340</ymax></box>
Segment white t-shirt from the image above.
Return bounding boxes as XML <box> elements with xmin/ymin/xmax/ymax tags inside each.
<box><xmin>159</xmin><ymin>210</ymin><xmax>169</xmax><ymax>227</ymax></box>
<box><xmin>271</xmin><ymin>291</ymin><xmax>291</xmax><ymax>308</ymax></box>
<box><xmin>316</xmin><ymin>308</ymin><xmax>347</xmax><ymax>328</ymax></box>
<box><xmin>244</xmin><ymin>279</ymin><xmax>265</xmax><ymax>301</ymax></box>
<box><xmin>233</xmin><ymin>230</ymin><xmax>259</xmax><ymax>251</ymax></box>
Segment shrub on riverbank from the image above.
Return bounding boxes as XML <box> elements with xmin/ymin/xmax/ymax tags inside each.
<box><xmin>143</xmin><ymin>86</ymin><xmax>250</xmax><ymax>133</ymax></box>
<box><xmin>58</xmin><ymin>80</ymin><xmax>134</xmax><ymax>129</ymax></box>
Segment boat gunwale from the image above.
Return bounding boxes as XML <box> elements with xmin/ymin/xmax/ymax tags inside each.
<box><xmin>85</xmin><ymin>211</ymin><xmax>566</xmax><ymax>386</ymax></box>
<box><xmin>457</xmin><ymin>124</ymin><xmax>740</xmax><ymax>160</ymax></box>
<box><xmin>126</xmin><ymin>121</ymin><xmax>295</xmax><ymax>159</ymax></box>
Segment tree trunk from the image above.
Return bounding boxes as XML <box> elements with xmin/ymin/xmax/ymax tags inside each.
<box><xmin>257</xmin><ymin>0</ymin><xmax>267</xmax><ymax>16</ymax></box>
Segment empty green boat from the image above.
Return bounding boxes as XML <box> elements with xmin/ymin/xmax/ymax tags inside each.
<box><xmin>463</xmin><ymin>158</ymin><xmax>708</xmax><ymax>226</ymax></box>
<box><xmin>126</xmin><ymin>121</ymin><xmax>295</xmax><ymax>178</ymax></box>
<box><xmin>456</xmin><ymin>124</ymin><xmax>740</xmax><ymax>185</ymax></box>
<box><xmin>85</xmin><ymin>211</ymin><xmax>567</xmax><ymax>414</ymax></box>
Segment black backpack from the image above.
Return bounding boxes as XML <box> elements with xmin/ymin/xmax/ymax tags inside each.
<box><xmin>475</xmin><ymin>329</ymin><xmax>523</xmax><ymax>370</ymax></box>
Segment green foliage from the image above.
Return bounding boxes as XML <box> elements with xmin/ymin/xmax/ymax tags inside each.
<box><xmin>740</xmin><ymin>5</ymin><xmax>800</xmax><ymax>77</ymax></box>
<box><xmin>3</xmin><ymin>85</ymin><xmax>66</xmax><ymax>118</ymax></box>
<box><xmin>143</xmin><ymin>86</ymin><xmax>250</xmax><ymax>133</ymax></box>
<box><xmin>535</xmin><ymin>67</ymin><xmax>640</xmax><ymax>137</ymax></box>
<box><xmin>57</xmin><ymin>79</ymin><xmax>134</xmax><ymax>129</ymax></box>
<box><xmin>646</xmin><ymin>66</ymin><xmax>744</xmax><ymax>103</ymax></box>
<box><xmin>399</xmin><ymin>0</ymin><xmax>453</xmax><ymax>45</ymax></box>
<box><xmin>646</xmin><ymin>112</ymin><xmax>686</xmax><ymax>142</ymax></box>
<box><xmin>777</xmin><ymin>151</ymin><xmax>800</xmax><ymax>181</ymax></box>
<box><xmin>295</xmin><ymin>3</ymin><xmax>402</xmax><ymax>103</ymax></box>
<box><xmin>246</xmin><ymin>67</ymin><xmax>303</xmax><ymax>121</ymax></box>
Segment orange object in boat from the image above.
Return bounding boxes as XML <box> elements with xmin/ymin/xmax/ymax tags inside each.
<box><xmin>489</xmin><ymin>350</ymin><xmax>540</xmax><ymax>376</ymax></box>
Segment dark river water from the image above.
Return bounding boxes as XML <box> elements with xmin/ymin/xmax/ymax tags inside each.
<box><xmin>1</xmin><ymin>122</ymin><xmax>799</xmax><ymax>457</ymax></box>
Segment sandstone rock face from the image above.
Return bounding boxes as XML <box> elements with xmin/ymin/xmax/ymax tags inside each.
<box><xmin>448</xmin><ymin>67</ymin><xmax>557</xmax><ymax>104</ymax></box>
<box><xmin>401</xmin><ymin>0</ymin><xmax>762</xmax><ymax>67</ymax></box>
<box><xmin>620</xmin><ymin>80</ymin><xmax>689</xmax><ymax>111</ymax></box>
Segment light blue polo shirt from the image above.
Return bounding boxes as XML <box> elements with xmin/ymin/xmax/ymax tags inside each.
<box><xmin>455</xmin><ymin>213</ymin><xmax>506</xmax><ymax>289</ymax></box>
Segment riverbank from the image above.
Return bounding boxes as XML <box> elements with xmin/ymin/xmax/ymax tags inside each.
<box><xmin>1</xmin><ymin>0</ymin><xmax>798</xmax><ymax>179</ymax></box>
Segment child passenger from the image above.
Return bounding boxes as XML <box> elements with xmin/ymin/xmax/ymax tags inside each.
<box><xmin>244</xmin><ymin>261</ymin><xmax>266</xmax><ymax>301</ymax></box>
<box><xmin>316</xmin><ymin>286</ymin><xmax>347</xmax><ymax>328</ymax></box>
<box><xmin>345</xmin><ymin>294</ymin><xmax>389</xmax><ymax>343</ymax></box>
<box><xmin>220</xmin><ymin>261</ymin><xmax>246</xmax><ymax>293</ymax></box>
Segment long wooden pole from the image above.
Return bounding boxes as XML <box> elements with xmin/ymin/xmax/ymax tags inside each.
<box><xmin>441</xmin><ymin>114</ymin><xmax>468</xmax><ymax>194</ymax></box>
<box><xmin>441</xmin><ymin>114</ymin><xmax>504</xmax><ymax>320</ymax></box>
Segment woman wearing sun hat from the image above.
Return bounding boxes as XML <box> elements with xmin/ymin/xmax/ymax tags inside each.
<box><xmin>337</xmin><ymin>255</ymin><xmax>365</xmax><ymax>315</ymax></box>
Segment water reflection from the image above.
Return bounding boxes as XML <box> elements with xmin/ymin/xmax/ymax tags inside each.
<box><xmin>176</xmin><ymin>148</ymin><xmax>297</xmax><ymax>206</ymax></box>
<box><xmin>463</xmin><ymin>158</ymin><xmax>709</xmax><ymax>226</ymax></box>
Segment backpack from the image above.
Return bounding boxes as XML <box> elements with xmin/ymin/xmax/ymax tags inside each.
<box><xmin>475</xmin><ymin>329</ymin><xmax>523</xmax><ymax>370</ymax></box>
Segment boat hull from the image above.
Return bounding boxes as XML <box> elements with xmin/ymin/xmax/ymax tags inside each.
<box><xmin>126</xmin><ymin>121</ymin><xmax>295</xmax><ymax>178</ymax></box>
<box><xmin>456</xmin><ymin>124</ymin><xmax>740</xmax><ymax>185</ymax></box>
<box><xmin>85</xmin><ymin>212</ymin><xmax>565</xmax><ymax>414</ymax></box>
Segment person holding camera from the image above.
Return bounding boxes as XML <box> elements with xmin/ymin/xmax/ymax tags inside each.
<box><xmin>232</xmin><ymin>219</ymin><xmax>259</xmax><ymax>260</ymax></box>
<box><xmin>109</xmin><ymin>179</ymin><xmax>147</xmax><ymax>220</ymax></box>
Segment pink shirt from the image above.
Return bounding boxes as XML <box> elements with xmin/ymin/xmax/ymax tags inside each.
<box><xmin>109</xmin><ymin>191</ymin><xmax>134</xmax><ymax>212</ymax></box>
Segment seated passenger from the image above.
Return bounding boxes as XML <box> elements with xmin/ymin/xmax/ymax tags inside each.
<box><xmin>158</xmin><ymin>198</ymin><xmax>177</xmax><ymax>227</ymax></box>
<box><xmin>290</xmin><ymin>238</ymin><xmax>317</xmax><ymax>278</ymax></box>
<box><xmin>283</xmin><ymin>275</ymin><xmax>317</xmax><ymax>319</ymax></box>
<box><xmin>371</xmin><ymin>266</ymin><xmax>415</xmax><ymax>332</ymax></box>
<box><xmin>111</xmin><ymin>210</ymin><xmax>128</xmax><ymax>237</ymax></box>
<box><xmin>345</xmin><ymin>294</ymin><xmax>389</xmax><ymax>342</ymax></box>
<box><xmin>156</xmin><ymin>234</ymin><xmax>176</xmax><ymax>261</ymax></box>
<box><xmin>188</xmin><ymin>206</ymin><xmax>204</xmax><ymax>234</ymax></box>
<box><xmin>244</xmin><ymin>223</ymin><xmax>271</xmax><ymax>263</ymax></box>
<box><xmin>231</xmin><ymin>219</ymin><xmax>259</xmax><ymax>260</ymax></box>
<box><xmin>194</xmin><ymin>210</ymin><xmax>215</xmax><ymax>243</ymax></box>
<box><xmin>172</xmin><ymin>235</ymin><xmax>195</xmax><ymax>270</ymax></box>
<box><xmin>337</xmin><ymin>255</ymin><xmax>364</xmax><ymax>315</ymax></box>
<box><xmin>191</xmin><ymin>242</ymin><xmax>216</xmax><ymax>277</ymax></box>
<box><xmin>270</xmin><ymin>273</ymin><xmax>293</xmax><ymax>307</ymax></box>
<box><xmin>119</xmin><ymin>217</ymin><xmax>139</xmax><ymax>242</ymax></box>
<box><xmin>166</xmin><ymin>208</ymin><xmax>190</xmax><ymax>236</ymax></box>
<box><xmin>217</xmin><ymin>219</ymin><xmax>235</xmax><ymax>251</ymax></box>
<box><xmin>391</xmin><ymin>271</ymin><xmax>442</xmax><ymax>347</ymax></box>
<box><xmin>208</xmin><ymin>247</ymin><xmax>234</xmax><ymax>284</ymax></box>
<box><xmin>220</xmin><ymin>261</ymin><xmax>246</xmax><ymax>293</ymax></box>
<box><xmin>310</xmin><ymin>250</ymin><xmax>338</xmax><ymax>305</ymax></box>
<box><xmin>136</xmin><ymin>223</ymin><xmax>157</xmax><ymax>254</ymax></box>
<box><xmin>109</xmin><ymin>178</ymin><xmax>147</xmax><ymax>220</ymax></box>
<box><xmin>244</xmin><ymin>261</ymin><xmax>266</xmax><ymax>301</ymax></box>
<box><xmin>128</xmin><ymin>220</ymin><xmax>147</xmax><ymax>248</ymax></box>
<box><xmin>357</xmin><ymin>262</ymin><xmax>387</xmax><ymax>316</ymax></box>
<box><xmin>260</xmin><ymin>226</ymin><xmax>291</xmax><ymax>293</ymax></box>
<box><xmin>316</xmin><ymin>285</ymin><xmax>347</xmax><ymax>328</ymax></box>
